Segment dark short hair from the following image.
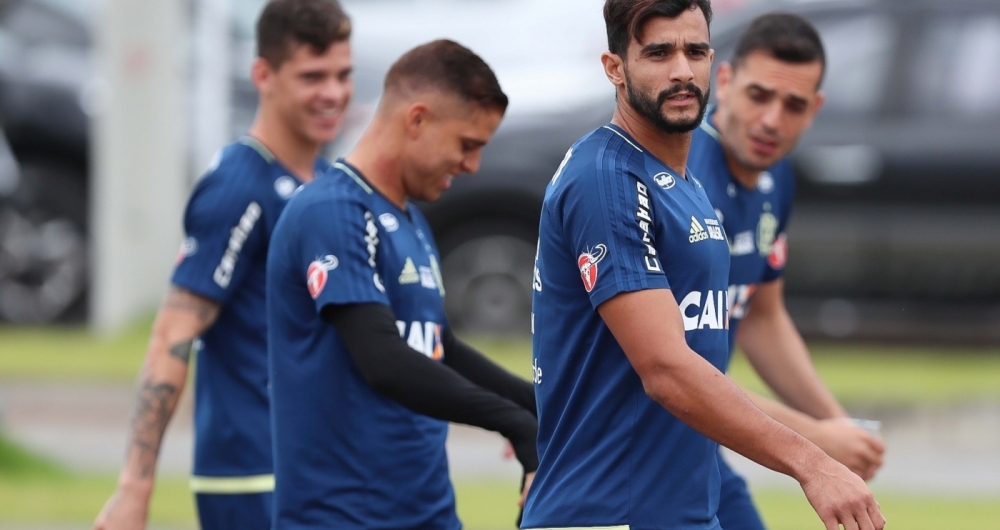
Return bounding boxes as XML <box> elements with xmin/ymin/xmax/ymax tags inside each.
<box><xmin>384</xmin><ymin>39</ymin><xmax>508</xmax><ymax>113</ymax></box>
<box><xmin>257</xmin><ymin>0</ymin><xmax>351</xmax><ymax>68</ymax></box>
<box><xmin>604</xmin><ymin>0</ymin><xmax>713</xmax><ymax>58</ymax></box>
<box><xmin>731</xmin><ymin>12</ymin><xmax>826</xmax><ymax>86</ymax></box>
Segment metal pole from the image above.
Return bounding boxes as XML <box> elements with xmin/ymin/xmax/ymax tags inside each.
<box><xmin>90</xmin><ymin>0</ymin><xmax>188</xmax><ymax>333</ymax></box>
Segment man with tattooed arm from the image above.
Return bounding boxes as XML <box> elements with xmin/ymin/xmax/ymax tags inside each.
<box><xmin>93</xmin><ymin>1</ymin><xmax>354</xmax><ymax>529</ymax></box>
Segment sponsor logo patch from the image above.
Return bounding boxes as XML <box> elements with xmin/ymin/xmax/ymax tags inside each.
<box><xmin>399</xmin><ymin>257</ymin><xmax>419</xmax><ymax>284</ymax></box>
<box><xmin>307</xmin><ymin>255</ymin><xmax>339</xmax><ymax>299</ymax></box>
<box><xmin>689</xmin><ymin>216</ymin><xmax>709</xmax><ymax>243</ymax></box>
<box><xmin>274</xmin><ymin>176</ymin><xmax>299</xmax><ymax>199</ymax></box>
<box><xmin>635</xmin><ymin>182</ymin><xmax>661</xmax><ymax>272</ymax></box>
<box><xmin>379</xmin><ymin>213</ymin><xmax>400</xmax><ymax>233</ymax></box>
<box><xmin>678</xmin><ymin>290</ymin><xmax>730</xmax><ymax>331</ymax></box>
<box><xmin>731</xmin><ymin>231</ymin><xmax>756</xmax><ymax>256</ymax></box>
<box><xmin>757</xmin><ymin>172</ymin><xmax>775</xmax><ymax>194</ymax></box>
<box><xmin>396</xmin><ymin>320</ymin><xmax>444</xmax><ymax>360</ymax></box>
<box><xmin>653</xmin><ymin>172</ymin><xmax>676</xmax><ymax>190</ymax></box>
<box><xmin>578</xmin><ymin>244</ymin><xmax>607</xmax><ymax>293</ymax></box>
<box><xmin>213</xmin><ymin>202</ymin><xmax>262</xmax><ymax>288</ymax></box>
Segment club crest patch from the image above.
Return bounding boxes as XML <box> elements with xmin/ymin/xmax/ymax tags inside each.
<box><xmin>578</xmin><ymin>244</ymin><xmax>608</xmax><ymax>293</ymax></box>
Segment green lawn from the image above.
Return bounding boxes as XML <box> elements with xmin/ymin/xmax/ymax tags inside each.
<box><xmin>3</xmin><ymin>324</ymin><xmax>1000</xmax><ymax>527</ymax></box>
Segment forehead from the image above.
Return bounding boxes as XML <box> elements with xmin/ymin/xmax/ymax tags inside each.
<box><xmin>732</xmin><ymin>51</ymin><xmax>823</xmax><ymax>98</ymax></box>
<box><xmin>278</xmin><ymin>40</ymin><xmax>352</xmax><ymax>71</ymax></box>
<box><xmin>631</xmin><ymin>7</ymin><xmax>710</xmax><ymax>52</ymax></box>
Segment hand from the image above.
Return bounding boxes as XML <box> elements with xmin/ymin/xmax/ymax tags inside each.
<box><xmin>811</xmin><ymin>417</ymin><xmax>885</xmax><ymax>481</ymax></box>
<box><xmin>800</xmin><ymin>458</ymin><xmax>886</xmax><ymax>530</ymax></box>
<box><xmin>519</xmin><ymin>471</ymin><xmax>535</xmax><ymax>508</ymax></box>
<box><xmin>93</xmin><ymin>485</ymin><xmax>150</xmax><ymax>530</ymax></box>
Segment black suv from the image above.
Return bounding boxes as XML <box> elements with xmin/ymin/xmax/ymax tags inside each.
<box><xmin>418</xmin><ymin>0</ymin><xmax>1000</xmax><ymax>342</ymax></box>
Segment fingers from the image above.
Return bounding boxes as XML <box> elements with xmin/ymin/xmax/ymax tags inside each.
<box><xmin>519</xmin><ymin>471</ymin><xmax>536</xmax><ymax>508</ymax></box>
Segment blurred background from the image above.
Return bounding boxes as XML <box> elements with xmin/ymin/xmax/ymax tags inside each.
<box><xmin>0</xmin><ymin>0</ymin><xmax>998</xmax><ymax>528</ymax></box>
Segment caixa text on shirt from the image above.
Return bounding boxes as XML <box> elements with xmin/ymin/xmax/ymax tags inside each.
<box><xmin>213</xmin><ymin>202</ymin><xmax>262</xmax><ymax>288</ymax></box>
<box><xmin>678</xmin><ymin>290</ymin><xmax>730</xmax><ymax>331</ymax></box>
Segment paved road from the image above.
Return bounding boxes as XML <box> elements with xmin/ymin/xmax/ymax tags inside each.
<box><xmin>2</xmin><ymin>381</ymin><xmax>999</xmax><ymax>495</ymax></box>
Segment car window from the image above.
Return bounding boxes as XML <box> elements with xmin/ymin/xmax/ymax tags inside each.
<box><xmin>811</xmin><ymin>14</ymin><xmax>897</xmax><ymax>115</ymax></box>
<box><xmin>910</xmin><ymin>15</ymin><xmax>1000</xmax><ymax>117</ymax></box>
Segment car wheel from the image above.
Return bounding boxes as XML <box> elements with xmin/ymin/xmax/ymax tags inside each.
<box><xmin>438</xmin><ymin>219</ymin><xmax>537</xmax><ymax>336</ymax></box>
<box><xmin>0</xmin><ymin>160</ymin><xmax>87</xmax><ymax>323</ymax></box>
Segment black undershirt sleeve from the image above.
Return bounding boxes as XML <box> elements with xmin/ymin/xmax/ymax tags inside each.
<box><xmin>322</xmin><ymin>303</ymin><xmax>539</xmax><ymax>473</ymax></box>
<box><xmin>440</xmin><ymin>328</ymin><xmax>536</xmax><ymax>417</ymax></box>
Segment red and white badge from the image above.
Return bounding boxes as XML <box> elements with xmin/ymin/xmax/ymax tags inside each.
<box><xmin>578</xmin><ymin>244</ymin><xmax>608</xmax><ymax>293</ymax></box>
<box><xmin>767</xmin><ymin>234</ymin><xmax>788</xmax><ymax>270</ymax></box>
<box><xmin>307</xmin><ymin>255</ymin><xmax>339</xmax><ymax>299</ymax></box>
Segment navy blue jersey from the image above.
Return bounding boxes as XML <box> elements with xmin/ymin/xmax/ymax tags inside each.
<box><xmin>267</xmin><ymin>161</ymin><xmax>458</xmax><ymax>530</ymax></box>
<box><xmin>690</xmin><ymin>109</ymin><xmax>794</xmax><ymax>363</ymax></box>
<box><xmin>522</xmin><ymin>124</ymin><xmax>731</xmax><ymax>530</ymax></box>
<box><xmin>172</xmin><ymin>137</ymin><xmax>329</xmax><ymax>488</ymax></box>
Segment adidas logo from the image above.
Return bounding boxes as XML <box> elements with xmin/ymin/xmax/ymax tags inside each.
<box><xmin>399</xmin><ymin>257</ymin><xmax>419</xmax><ymax>284</ymax></box>
<box><xmin>689</xmin><ymin>216</ymin><xmax>709</xmax><ymax>244</ymax></box>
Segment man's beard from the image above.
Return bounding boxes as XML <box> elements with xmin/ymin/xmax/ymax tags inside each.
<box><xmin>626</xmin><ymin>73</ymin><xmax>710</xmax><ymax>134</ymax></box>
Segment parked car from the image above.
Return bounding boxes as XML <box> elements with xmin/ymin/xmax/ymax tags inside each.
<box><xmin>400</xmin><ymin>0</ymin><xmax>1000</xmax><ymax>341</ymax></box>
<box><xmin>0</xmin><ymin>0</ymin><xmax>90</xmax><ymax>322</ymax></box>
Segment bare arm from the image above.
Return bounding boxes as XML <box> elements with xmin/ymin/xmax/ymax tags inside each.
<box><xmin>744</xmin><ymin>391</ymin><xmax>884</xmax><ymax>480</ymax></box>
<box><xmin>94</xmin><ymin>287</ymin><xmax>220</xmax><ymax>530</ymax></box>
<box><xmin>736</xmin><ymin>279</ymin><xmax>845</xmax><ymax>419</ymax></box>
<box><xmin>736</xmin><ymin>279</ymin><xmax>885</xmax><ymax>479</ymax></box>
<box><xmin>599</xmin><ymin>289</ymin><xmax>884</xmax><ymax>530</ymax></box>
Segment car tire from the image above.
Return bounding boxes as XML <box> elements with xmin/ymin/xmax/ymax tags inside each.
<box><xmin>437</xmin><ymin>218</ymin><xmax>537</xmax><ymax>336</ymax></box>
<box><xmin>0</xmin><ymin>159</ymin><xmax>87</xmax><ymax>323</ymax></box>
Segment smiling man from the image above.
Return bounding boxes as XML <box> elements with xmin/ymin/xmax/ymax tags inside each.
<box><xmin>94</xmin><ymin>2</ymin><xmax>353</xmax><ymax>529</ymax></box>
<box><xmin>266</xmin><ymin>40</ymin><xmax>539</xmax><ymax>529</ymax></box>
<box><xmin>689</xmin><ymin>13</ymin><xmax>885</xmax><ymax>530</ymax></box>
<box><xmin>522</xmin><ymin>2</ymin><xmax>885</xmax><ymax>529</ymax></box>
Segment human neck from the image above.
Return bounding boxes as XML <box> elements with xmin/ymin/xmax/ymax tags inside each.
<box><xmin>611</xmin><ymin>104</ymin><xmax>692</xmax><ymax>178</ymax></box>
<box><xmin>248</xmin><ymin>110</ymin><xmax>322</xmax><ymax>183</ymax></box>
<box><xmin>343</xmin><ymin>118</ymin><xmax>408</xmax><ymax>209</ymax></box>
<box><xmin>710</xmin><ymin>109</ymin><xmax>759</xmax><ymax>190</ymax></box>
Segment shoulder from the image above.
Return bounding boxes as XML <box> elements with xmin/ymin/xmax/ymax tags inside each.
<box><xmin>556</xmin><ymin>126</ymin><xmax>645</xmax><ymax>192</ymax></box>
<box><xmin>282</xmin><ymin>167</ymin><xmax>371</xmax><ymax>224</ymax></box>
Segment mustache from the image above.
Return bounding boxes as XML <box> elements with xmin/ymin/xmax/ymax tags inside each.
<box><xmin>656</xmin><ymin>83</ymin><xmax>704</xmax><ymax>106</ymax></box>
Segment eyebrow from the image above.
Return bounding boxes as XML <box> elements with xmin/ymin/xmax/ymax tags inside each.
<box><xmin>747</xmin><ymin>83</ymin><xmax>810</xmax><ymax>107</ymax></box>
<box><xmin>640</xmin><ymin>41</ymin><xmax>710</xmax><ymax>56</ymax></box>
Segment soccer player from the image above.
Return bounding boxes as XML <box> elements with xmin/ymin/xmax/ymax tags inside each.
<box><xmin>266</xmin><ymin>40</ymin><xmax>538</xmax><ymax>530</ymax></box>
<box><xmin>522</xmin><ymin>1</ymin><xmax>885</xmax><ymax>529</ymax></box>
<box><xmin>689</xmin><ymin>13</ymin><xmax>886</xmax><ymax>530</ymax></box>
<box><xmin>93</xmin><ymin>1</ymin><xmax>353</xmax><ymax>529</ymax></box>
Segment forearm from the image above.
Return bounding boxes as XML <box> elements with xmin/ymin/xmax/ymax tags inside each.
<box><xmin>118</xmin><ymin>347</ymin><xmax>188</xmax><ymax>492</ymax></box>
<box><xmin>441</xmin><ymin>330</ymin><xmax>536</xmax><ymax>415</ymax></box>
<box><xmin>644</xmin><ymin>349</ymin><xmax>825</xmax><ymax>481</ymax></box>
<box><xmin>117</xmin><ymin>287</ymin><xmax>219</xmax><ymax>492</ymax></box>
<box><xmin>744</xmin><ymin>389</ymin><xmax>825</xmax><ymax>442</ymax></box>
<box><xmin>738</xmin><ymin>304</ymin><xmax>846</xmax><ymax>419</ymax></box>
<box><xmin>325</xmin><ymin>304</ymin><xmax>539</xmax><ymax>472</ymax></box>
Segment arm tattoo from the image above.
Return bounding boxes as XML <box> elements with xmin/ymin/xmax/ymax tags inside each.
<box><xmin>169</xmin><ymin>340</ymin><xmax>194</xmax><ymax>364</ymax></box>
<box><xmin>163</xmin><ymin>287</ymin><xmax>220</xmax><ymax>324</ymax></box>
<box><xmin>127</xmin><ymin>380</ymin><xmax>179</xmax><ymax>478</ymax></box>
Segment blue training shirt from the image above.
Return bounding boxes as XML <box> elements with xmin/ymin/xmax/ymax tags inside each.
<box><xmin>172</xmin><ymin>137</ymin><xmax>329</xmax><ymax>488</ymax></box>
<box><xmin>267</xmin><ymin>161</ymin><xmax>459</xmax><ymax>530</ymax></box>
<box><xmin>522</xmin><ymin>124</ymin><xmax>731</xmax><ymax>530</ymax></box>
<box><xmin>689</xmin><ymin>109</ymin><xmax>794</xmax><ymax>363</ymax></box>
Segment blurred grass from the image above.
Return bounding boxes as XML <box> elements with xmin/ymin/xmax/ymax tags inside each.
<box><xmin>2</xmin><ymin>324</ymin><xmax>1000</xmax><ymax>526</ymax></box>
<box><xmin>464</xmin><ymin>336</ymin><xmax>1000</xmax><ymax>407</ymax></box>
<box><xmin>3</xmin><ymin>321</ymin><xmax>999</xmax><ymax>407</ymax></box>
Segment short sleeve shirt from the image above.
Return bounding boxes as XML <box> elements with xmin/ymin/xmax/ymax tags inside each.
<box><xmin>267</xmin><ymin>161</ymin><xmax>459</xmax><ymax>530</ymax></box>
<box><xmin>171</xmin><ymin>137</ymin><xmax>328</xmax><ymax>479</ymax></box>
<box><xmin>522</xmin><ymin>125</ymin><xmax>731</xmax><ymax>530</ymax></box>
<box><xmin>690</xmin><ymin>110</ymin><xmax>795</xmax><ymax>362</ymax></box>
